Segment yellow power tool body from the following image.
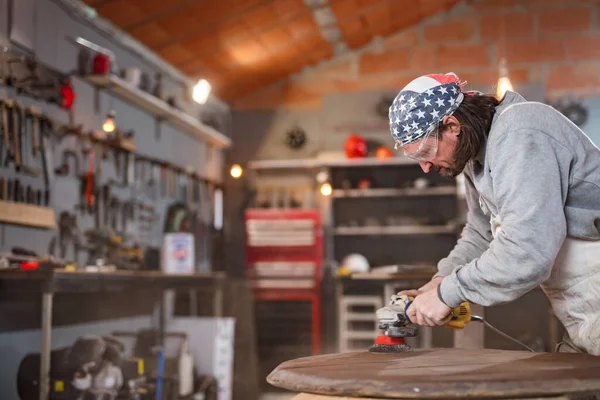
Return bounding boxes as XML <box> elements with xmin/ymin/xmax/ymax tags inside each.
<box><xmin>376</xmin><ymin>294</ymin><xmax>472</xmax><ymax>335</ymax></box>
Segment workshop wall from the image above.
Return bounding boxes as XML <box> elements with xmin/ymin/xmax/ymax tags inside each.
<box><xmin>233</xmin><ymin>0</ymin><xmax>600</xmax><ymax>111</ymax></box>
<box><xmin>226</xmin><ymin>0</ymin><xmax>591</xmax><ymax>355</ymax></box>
<box><xmin>0</xmin><ymin>0</ymin><xmax>227</xmax><ymax>397</ymax></box>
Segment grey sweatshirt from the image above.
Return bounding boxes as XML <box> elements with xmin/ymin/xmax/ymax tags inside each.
<box><xmin>437</xmin><ymin>91</ymin><xmax>600</xmax><ymax>308</ymax></box>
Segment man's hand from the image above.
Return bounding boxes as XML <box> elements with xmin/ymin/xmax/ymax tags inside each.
<box><xmin>398</xmin><ymin>276</ymin><xmax>444</xmax><ymax>298</ymax></box>
<box><xmin>405</xmin><ymin>279</ymin><xmax>452</xmax><ymax>327</ymax></box>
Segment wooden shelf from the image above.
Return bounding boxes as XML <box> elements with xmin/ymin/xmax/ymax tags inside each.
<box><xmin>0</xmin><ymin>200</ymin><xmax>56</xmax><ymax>229</ymax></box>
<box><xmin>332</xmin><ymin>186</ymin><xmax>456</xmax><ymax>198</ymax></box>
<box><xmin>334</xmin><ymin>224</ymin><xmax>457</xmax><ymax>236</ymax></box>
<box><xmin>85</xmin><ymin>74</ymin><xmax>232</xmax><ymax>149</ymax></box>
<box><xmin>248</xmin><ymin>156</ymin><xmax>418</xmax><ymax>170</ymax></box>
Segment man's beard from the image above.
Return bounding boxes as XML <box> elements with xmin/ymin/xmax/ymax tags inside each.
<box><xmin>435</xmin><ymin>134</ymin><xmax>476</xmax><ymax>178</ymax></box>
<box><xmin>434</xmin><ymin>157</ymin><xmax>469</xmax><ymax>178</ymax></box>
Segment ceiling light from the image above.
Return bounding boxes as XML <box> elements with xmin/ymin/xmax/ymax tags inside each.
<box><xmin>320</xmin><ymin>182</ymin><xmax>332</xmax><ymax>196</ymax></box>
<box><xmin>230</xmin><ymin>164</ymin><xmax>243</xmax><ymax>179</ymax></box>
<box><xmin>192</xmin><ymin>79</ymin><xmax>211</xmax><ymax>104</ymax></box>
<box><xmin>103</xmin><ymin>110</ymin><xmax>115</xmax><ymax>133</ymax></box>
<box><xmin>496</xmin><ymin>58</ymin><xmax>513</xmax><ymax>100</ymax></box>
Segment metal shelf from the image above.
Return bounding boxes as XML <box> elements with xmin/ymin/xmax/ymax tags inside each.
<box><xmin>332</xmin><ymin>186</ymin><xmax>456</xmax><ymax>198</ymax></box>
<box><xmin>334</xmin><ymin>225</ymin><xmax>457</xmax><ymax>236</ymax></box>
<box><xmin>247</xmin><ymin>156</ymin><xmax>418</xmax><ymax>170</ymax></box>
<box><xmin>84</xmin><ymin>74</ymin><xmax>232</xmax><ymax>149</ymax></box>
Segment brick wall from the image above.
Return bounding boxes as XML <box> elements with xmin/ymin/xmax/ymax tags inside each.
<box><xmin>233</xmin><ymin>0</ymin><xmax>600</xmax><ymax>110</ymax></box>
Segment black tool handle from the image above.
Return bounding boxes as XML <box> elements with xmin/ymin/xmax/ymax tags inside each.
<box><xmin>12</xmin><ymin>104</ymin><xmax>21</xmax><ymax>171</ymax></box>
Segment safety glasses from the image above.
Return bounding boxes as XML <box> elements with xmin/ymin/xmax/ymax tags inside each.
<box><xmin>401</xmin><ymin>125</ymin><xmax>439</xmax><ymax>161</ymax></box>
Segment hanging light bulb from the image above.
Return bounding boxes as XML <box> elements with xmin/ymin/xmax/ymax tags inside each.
<box><xmin>103</xmin><ymin>110</ymin><xmax>116</xmax><ymax>133</ymax></box>
<box><xmin>320</xmin><ymin>182</ymin><xmax>332</xmax><ymax>196</ymax></box>
<box><xmin>230</xmin><ymin>164</ymin><xmax>243</xmax><ymax>179</ymax></box>
<box><xmin>496</xmin><ymin>58</ymin><xmax>513</xmax><ymax>100</ymax></box>
<box><xmin>192</xmin><ymin>79</ymin><xmax>212</xmax><ymax>104</ymax></box>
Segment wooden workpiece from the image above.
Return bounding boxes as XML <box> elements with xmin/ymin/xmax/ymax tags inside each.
<box><xmin>268</xmin><ymin>349</ymin><xmax>600</xmax><ymax>399</ymax></box>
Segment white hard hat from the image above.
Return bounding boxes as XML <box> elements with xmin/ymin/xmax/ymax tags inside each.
<box><xmin>340</xmin><ymin>253</ymin><xmax>370</xmax><ymax>274</ymax></box>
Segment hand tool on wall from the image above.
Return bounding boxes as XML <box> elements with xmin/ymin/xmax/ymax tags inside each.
<box><xmin>20</xmin><ymin>106</ymin><xmax>41</xmax><ymax>177</ymax></box>
<box><xmin>54</xmin><ymin>149</ymin><xmax>80</xmax><ymax>176</ymax></box>
<box><xmin>39</xmin><ymin>117</ymin><xmax>52</xmax><ymax>206</ymax></box>
<box><xmin>0</xmin><ymin>99</ymin><xmax>8</xmax><ymax>165</ymax></box>
<box><xmin>12</xmin><ymin>101</ymin><xmax>22</xmax><ymax>172</ymax></box>
<box><xmin>370</xmin><ymin>294</ymin><xmax>534</xmax><ymax>353</ymax></box>
<box><xmin>48</xmin><ymin>211</ymin><xmax>81</xmax><ymax>261</ymax></box>
<box><xmin>160</xmin><ymin>165</ymin><xmax>166</xmax><ymax>198</ymax></box>
<box><xmin>102</xmin><ymin>185</ymin><xmax>111</xmax><ymax>228</ymax></box>
<box><xmin>3</xmin><ymin>99</ymin><xmax>18</xmax><ymax>170</ymax></box>
<box><xmin>0</xmin><ymin>177</ymin><xmax>6</xmax><ymax>200</ymax></box>
<box><xmin>84</xmin><ymin>147</ymin><xmax>95</xmax><ymax>213</ymax></box>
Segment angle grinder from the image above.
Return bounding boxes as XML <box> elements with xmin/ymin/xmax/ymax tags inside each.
<box><xmin>369</xmin><ymin>294</ymin><xmax>479</xmax><ymax>353</ymax></box>
<box><xmin>369</xmin><ymin>294</ymin><xmax>535</xmax><ymax>353</ymax></box>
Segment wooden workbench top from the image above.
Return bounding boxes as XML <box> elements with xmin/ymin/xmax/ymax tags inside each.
<box><xmin>268</xmin><ymin>348</ymin><xmax>600</xmax><ymax>399</ymax></box>
<box><xmin>0</xmin><ymin>269</ymin><xmax>225</xmax><ymax>293</ymax></box>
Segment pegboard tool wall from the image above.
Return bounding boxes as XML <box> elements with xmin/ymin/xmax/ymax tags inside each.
<box><xmin>0</xmin><ymin>0</ymin><xmax>227</xmax><ymax>255</ymax></box>
<box><xmin>0</xmin><ymin>1</ymin><xmax>228</xmax><ymax>398</ymax></box>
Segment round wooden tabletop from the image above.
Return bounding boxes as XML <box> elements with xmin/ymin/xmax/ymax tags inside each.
<box><xmin>267</xmin><ymin>348</ymin><xmax>600</xmax><ymax>399</ymax></box>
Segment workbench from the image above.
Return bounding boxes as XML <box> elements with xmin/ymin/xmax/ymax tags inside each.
<box><xmin>0</xmin><ymin>269</ymin><xmax>225</xmax><ymax>400</ymax></box>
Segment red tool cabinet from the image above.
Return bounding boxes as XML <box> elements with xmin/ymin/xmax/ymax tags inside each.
<box><xmin>244</xmin><ymin>209</ymin><xmax>323</xmax><ymax>355</ymax></box>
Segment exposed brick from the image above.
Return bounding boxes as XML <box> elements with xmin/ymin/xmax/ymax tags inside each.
<box><xmin>436</xmin><ymin>44</ymin><xmax>491</xmax><ymax>69</ymax></box>
<box><xmin>539</xmin><ymin>6</ymin><xmax>592</xmax><ymax>34</ymax></box>
<box><xmin>358</xmin><ymin>74</ymin><xmax>415</xmax><ymax>92</ymax></box>
<box><xmin>410</xmin><ymin>47</ymin><xmax>436</xmax><ymax>70</ymax></box>
<box><xmin>470</xmin><ymin>0</ymin><xmax>521</xmax><ymax>13</ymax></box>
<box><xmin>424</xmin><ymin>19</ymin><xmax>476</xmax><ymax>42</ymax></box>
<box><xmin>311</xmin><ymin>59</ymin><xmax>353</xmax><ymax>79</ymax></box>
<box><xmin>546</xmin><ymin>63</ymin><xmax>600</xmax><ymax>91</ymax></box>
<box><xmin>385</xmin><ymin>28</ymin><xmax>420</xmax><ymax>49</ymax></box>
<box><xmin>523</xmin><ymin>0</ymin><xmax>598</xmax><ymax>8</ymax></box>
<box><xmin>360</xmin><ymin>49</ymin><xmax>410</xmax><ymax>74</ymax></box>
<box><xmin>565</xmin><ymin>35</ymin><xmax>600</xmax><ymax>60</ymax></box>
<box><xmin>504</xmin><ymin>38</ymin><xmax>564</xmax><ymax>64</ymax></box>
<box><xmin>463</xmin><ymin>68</ymin><xmax>531</xmax><ymax>85</ymax></box>
<box><xmin>283</xmin><ymin>83</ymin><xmax>323</xmax><ymax>105</ymax></box>
<box><xmin>480</xmin><ymin>13</ymin><xmax>534</xmax><ymax>40</ymax></box>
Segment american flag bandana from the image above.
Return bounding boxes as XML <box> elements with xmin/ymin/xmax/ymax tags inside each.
<box><xmin>389</xmin><ymin>73</ymin><xmax>466</xmax><ymax>149</ymax></box>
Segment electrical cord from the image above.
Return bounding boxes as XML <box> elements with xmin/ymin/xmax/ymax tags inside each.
<box><xmin>470</xmin><ymin>315</ymin><xmax>535</xmax><ymax>352</ymax></box>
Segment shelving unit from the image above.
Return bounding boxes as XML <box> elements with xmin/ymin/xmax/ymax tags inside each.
<box><xmin>326</xmin><ymin>161</ymin><xmax>462</xmax><ymax>352</ymax></box>
<box><xmin>332</xmin><ymin>186</ymin><xmax>456</xmax><ymax>198</ymax></box>
<box><xmin>84</xmin><ymin>74</ymin><xmax>232</xmax><ymax>149</ymax></box>
<box><xmin>247</xmin><ymin>156</ymin><xmax>418</xmax><ymax>170</ymax></box>
<box><xmin>334</xmin><ymin>224</ymin><xmax>458</xmax><ymax>236</ymax></box>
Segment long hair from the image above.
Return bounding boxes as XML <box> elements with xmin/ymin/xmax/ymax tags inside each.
<box><xmin>441</xmin><ymin>93</ymin><xmax>500</xmax><ymax>169</ymax></box>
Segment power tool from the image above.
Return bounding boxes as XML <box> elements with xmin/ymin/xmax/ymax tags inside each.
<box><xmin>369</xmin><ymin>294</ymin><xmax>538</xmax><ymax>353</ymax></box>
<box><xmin>369</xmin><ymin>294</ymin><xmax>480</xmax><ymax>353</ymax></box>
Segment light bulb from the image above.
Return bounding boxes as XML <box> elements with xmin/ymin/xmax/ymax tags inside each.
<box><xmin>496</xmin><ymin>58</ymin><xmax>513</xmax><ymax>99</ymax></box>
<box><xmin>320</xmin><ymin>183</ymin><xmax>332</xmax><ymax>196</ymax></box>
<box><xmin>230</xmin><ymin>164</ymin><xmax>243</xmax><ymax>179</ymax></box>
<box><xmin>316</xmin><ymin>169</ymin><xmax>328</xmax><ymax>183</ymax></box>
<box><xmin>103</xmin><ymin>111</ymin><xmax>115</xmax><ymax>133</ymax></box>
<box><xmin>192</xmin><ymin>79</ymin><xmax>212</xmax><ymax>104</ymax></box>
<box><xmin>497</xmin><ymin>76</ymin><xmax>513</xmax><ymax>99</ymax></box>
